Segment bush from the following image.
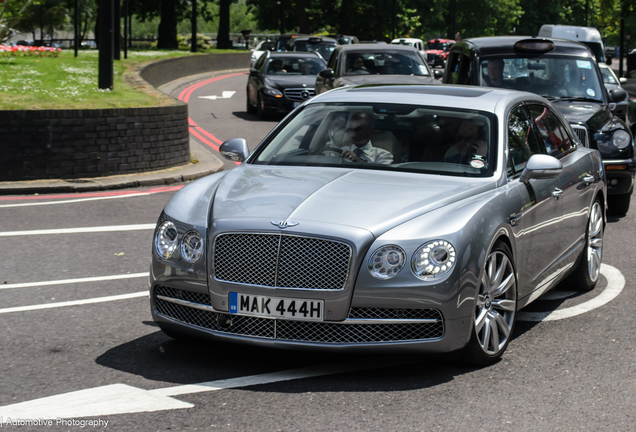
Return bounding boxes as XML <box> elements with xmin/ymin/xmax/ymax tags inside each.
<box><xmin>181</xmin><ymin>33</ymin><xmax>212</xmax><ymax>50</ymax></box>
<box><xmin>0</xmin><ymin>45</ymin><xmax>62</xmax><ymax>57</ymax></box>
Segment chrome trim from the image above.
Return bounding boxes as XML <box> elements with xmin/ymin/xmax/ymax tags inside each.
<box><xmin>571</xmin><ymin>124</ymin><xmax>589</xmax><ymax>147</ymax></box>
<box><xmin>603</xmin><ymin>159</ymin><xmax>634</xmax><ymax>165</ymax></box>
<box><xmin>340</xmin><ymin>318</ymin><xmax>439</xmax><ymax>325</ymax></box>
<box><xmin>157</xmin><ymin>295</ymin><xmax>217</xmax><ymax>312</ymax></box>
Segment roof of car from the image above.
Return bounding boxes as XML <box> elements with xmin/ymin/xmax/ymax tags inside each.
<box><xmin>290</xmin><ymin>36</ymin><xmax>339</xmax><ymax>44</ymax></box>
<box><xmin>428</xmin><ymin>38</ymin><xmax>455</xmax><ymax>43</ymax></box>
<box><xmin>453</xmin><ymin>36</ymin><xmax>594</xmax><ymax>58</ymax></box>
<box><xmin>309</xmin><ymin>84</ymin><xmax>549</xmax><ymax>113</ymax></box>
<box><xmin>266</xmin><ymin>51</ymin><xmax>324</xmax><ymax>59</ymax></box>
<box><xmin>336</xmin><ymin>44</ymin><xmax>420</xmax><ymax>52</ymax></box>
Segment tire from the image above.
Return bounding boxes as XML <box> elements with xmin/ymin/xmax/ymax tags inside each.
<box><xmin>246</xmin><ymin>91</ymin><xmax>257</xmax><ymax>114</ymax></box>
<box><xmin>608</xmin><ymin>192</ymin><xmax>631</xmax><ymax>216</ymax></box>
<box><xmin>461</xmin><ymin>241</ymin><xmax>517</xmax><ymax>367</ymax></box>
<box><xmin>563</xmin><ymin>198</ymin><xmax>603</xmax><ymax>291</ymax></box>
<box><xmin>257</xmin><ymin>94</ymin><xmax>267</xmax><ymax>120</ymax></box>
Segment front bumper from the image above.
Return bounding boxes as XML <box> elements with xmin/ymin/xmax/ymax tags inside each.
<box><xmin>150</xmin><ymin>284</ymin><xmax>472</xmax><ymax>353</ymax></box>
<box><xmin>604</xmin><ymin>158</ymin><xmax>636</xmax><ymax>195</ymax></box>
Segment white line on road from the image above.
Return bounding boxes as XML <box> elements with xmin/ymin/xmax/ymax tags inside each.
<box><xmin>0</xmin><ymin>273</ymin><xmax>149</xmax><ymax>290</ymax></box>
<box><xmin>0</xmin><ymin>224</ymin><xmax>155</xmax><ymax>237</ymax></box>
<box><xmin>0</xmin><ymin>358</ymin><xmax>411</xmax><ymax>419</ymax></box>
<box><xmin>0</xmin><ymin>292</ymin><xmax>148</xmax><ymax>314</ymax></box>
<box><xmin>518</xmin><ymin>264</ymin><xmax>624</xmax><ymax>322</ymax></box>
<box><xmin>0</xmin><ymin>192</ymin><xmax>159</xmax><ymax>208</ymax></box>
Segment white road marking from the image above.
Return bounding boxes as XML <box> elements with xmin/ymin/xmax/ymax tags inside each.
<box><xmin>518</xmin><ymin>264</ymin><xmax>624</xmax><ymax>322</ymax></box>
<box><xmin>0</xmin><ymin>292</ymin><xmax>148</xmax><ymax>314</ymax></box>
<box><xmin>0</xmin><ymin>273</ymin><xmax>148</xmax><ymax>291</ymax></box>
<box><xmin>0</xmin><ymin>192</ymin><xmax>158</xmax><ymax>208</ymax></box>
<box><xmin>0</xmin><ymin>224</ymin><xmax>155</xmax><ymax>237</ymax></box>
<box><xmin>198</xmin><ymin>91</ymin><xmax>236</xmax><ymax>100</ymax></box>
<box><xmin>0</xmin><ymin>358</ymin><xmax>410</xmax><ymax>419</ymax></box>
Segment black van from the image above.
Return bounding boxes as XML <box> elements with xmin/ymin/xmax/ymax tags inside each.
<box><xmin>443</xmin><ymin>36</ymin><xmax>635</xmax><ymax>215</ymax></box>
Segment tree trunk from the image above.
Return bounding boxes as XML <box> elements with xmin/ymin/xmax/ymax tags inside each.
<box><xmin>298</xmin><ymin>0</ymin><xmax>309</xmax><ymax>34</ymax></box>
<box><xmin>157</xmin><ymin>0</ymin><xmax>178</xmax><ymax>49</ymax></box>
<box><xmin>216</xmin><ymin>0</ymin><xmax>232</xmax><ymax>49</ymax></box>
<box><xmin>339</xmin><ymin>0</ymin><xmax>352</xmax><ymax>35</ymax></box>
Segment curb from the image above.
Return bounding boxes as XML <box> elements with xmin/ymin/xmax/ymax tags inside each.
<box><xmin>0</xmin><ymin>139</ymin><xmax>224</xmax><ymax>195</ymax></box>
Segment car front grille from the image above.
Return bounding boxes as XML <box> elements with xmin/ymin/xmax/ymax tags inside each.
<box><xmin>427</xmin><ymin>53</ymin><xmax>436</xmax><ymax>62</ymax></box>
<box><xmin>571</xmin><ymin>125</ymin><xmax>589</xmax><ymax>147</ymax></box>
<box><xmin>153</xmin><ymin>286</ymin><xmax>444</xmax><ymax>343</ymax></box>
<box><xmin>283</xmin><ymin>88</ymin><xmax>315</xmax><ymax>102</ymax></box>
<box><xmin>213</xmin><ymin>233</ymin><xmax>351</xmax><ymax>290</ymax></box>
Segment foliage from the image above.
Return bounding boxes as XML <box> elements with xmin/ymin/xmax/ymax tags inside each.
<box><xmin>0</xmin><ymin>0</ymin><xmax>35</xmax><ymax>43</ymax></box>
<box><xmin>0</xmin><ymin>43</ymin><xmax>61</xmax><ymax>56</ymax></box>
<box><xmin>180</xmin><ymin>32</ymin><xmax>213</xmax><ymax>50</ymax></box>
<box><xmin>11</xmin><ymin>0</ymin><xmax>66</xmax><ymax>42</ymax></box>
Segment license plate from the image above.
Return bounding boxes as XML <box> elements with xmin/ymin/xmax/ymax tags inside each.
<box><xmin>229</xmin><ymin>292</ymin><xmax>323</xmax><ymax>321</ymax></box>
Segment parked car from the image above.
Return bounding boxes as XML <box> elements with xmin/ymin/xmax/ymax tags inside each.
<box><xmin>598</xmin><ymin>62</ymin><xmax>630</xmax><ymax>120</ymax></box>
<box><xmin>289</xmin><ymin>36</ymin><xmax>339</xmax><ymax>61</ymax></box>
<box><xmin>249</xmin><ymin>40</ymin><xmax>276</xmax><ymax>68</ymax></box>
<box><xmin>150</xmin><ymin>84</ymin><xmax>606</xmax><ymax>366</ymax></box>
<box><xmin>444</xmin><ymin>36</ymin><xmax>635</xmax><ymax>215</ymax></box>
<box><xmin>425</xmin><ymin>38</ymin><xmax>455</xmax><ymax>68</ymax></box>
<box><xmin>246</xmin><ymin>51</ymin><xmax>326</xmax><ymax>119</ymax></box>
<box><xmin>315</xmin><ymin>44</ymin><xmax>440</xmax><ymax>95</ymax></box>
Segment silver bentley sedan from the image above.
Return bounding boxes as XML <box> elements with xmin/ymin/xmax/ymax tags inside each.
<box><xmin>150</xmin><ymin>85</ymin><xmax>606</xmax><ymax>365</ymax></box>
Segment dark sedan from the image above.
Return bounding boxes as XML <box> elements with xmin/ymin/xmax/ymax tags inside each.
<box><xmin>315</xmin><ymin>44</ymin><xmax>440</xmax><ymax>95</ymax></box>
<box><xmin>247</xmin><ymin>51</ymin><xmax>327</xmax><ymax>120</ymax></box>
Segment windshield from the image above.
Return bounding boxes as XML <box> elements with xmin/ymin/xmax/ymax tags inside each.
<box><xmin>344</xmin><ymin>51</ymin><xmax>430</xmax><ymax>76</ymax></box>
<box><xmin>264</xmin><ymin>57</ymin><xmax>326</xmax><ymax>75</ymax></box>
<box><xmin>479</xmin><ymin>57</ymin><xmax>604</xmax><ymax>102</ymax></box>
<box><xmin>292</xmin><ymin>41</ymin><xmax>337</xmax><ymax>60</ymax></box>
<box><xmin>252</xmin><ymin>103</ymin><xmax>495</xmax><ymax>177</ymax></box>
<box><xmin>426</xmin><ymin>42</ymin><xmax>447</xmax><ymax>50</ymax></box>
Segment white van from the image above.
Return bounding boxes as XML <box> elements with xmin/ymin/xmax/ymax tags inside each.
<box><xmin>538</xmin><ymin>25</ymin><xmax>606</xmax><ymax>63</ymax></box>
<box><xmin>391</xmin><ymin>38</ymin><xmax>425</xmax><ymax>52</ymax></box>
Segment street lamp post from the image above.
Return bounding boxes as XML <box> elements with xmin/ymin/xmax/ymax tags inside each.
<box><xmin>191</xmin><ymin>0</ymin><xmax>197</xmax><ymax>53</ymax></box>
<box><xmin>74</xmin><ymin>0</ymin><xmax>79</xmax><ymax>58</ymax></box>
<box><xmin>98</xmin><ymin>0</ymin><xmax>114</xmax><ymax>90</ymax></box>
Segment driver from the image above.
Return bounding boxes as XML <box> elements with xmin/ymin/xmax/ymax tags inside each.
<box><xmin>347</xmin><ymin>56</ymin><xmax>369</xmax><ymax>74</ymax></box>
<box><xmin>482</xmin><ymin>59</ymin><xmax>504</xmax><ymax>87</ymax></box>
<box><xmin>339</xmin><ymin>112</ymin><xmax>393</xmax><ymax>164</ymax></box>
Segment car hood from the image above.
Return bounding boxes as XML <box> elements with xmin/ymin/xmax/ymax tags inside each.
<box><xmin>264</xmin><ymin>75</ymin><xmax>317</xmax><ymax>90</ymax></box>
<box><xmin>211</xmin><ymin>166</ymin><xmax>493</xmax><ymax>236</ymax></box>
<box><xmin>336</xmin><ymin>75</ymin><xmax>438</xmax><ymax>86</ymax></box>
<box><xmin>550</xmin><ymin>100</ymin><xmax>610</xmax><ymax>128</ymax></box>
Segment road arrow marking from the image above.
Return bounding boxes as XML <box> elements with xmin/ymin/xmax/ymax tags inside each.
<box><xmin>199</xmin><ymin>91</ymin><xmax>236</xmax><ymax>100</ymax></box>
<box><xmin>0</xmin><ymin>358</ymin><xmax>412</xmax><ymax>419</ymax></box>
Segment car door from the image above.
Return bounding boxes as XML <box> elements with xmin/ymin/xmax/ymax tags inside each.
<box><xmin>526</xmin><ymin>103</ymin><xmax>594</xmax><ymax>271</ymax></box>
<box><xmin>248</xmin><ymin>54</ymin><xmax>266</xmax><ymax>105</ymax></box>
<box><xmin>506</xmin><ymin>104</ymin><xmax>564</xmax><ymax>298</ymax></box>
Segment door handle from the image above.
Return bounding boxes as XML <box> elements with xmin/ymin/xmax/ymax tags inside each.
<box><xmin>509</xmin><ymin>213</ymin><xmax>523</xmax><ymax>226</ymax></box>
<box><xmin>552</xmin><ymin>188</ymin><xmax>563</xmax><ymax>199</ymax></box>
<box><xmin>583</xmin><ymin>174</ymin><xmax>595</xmax><ymax>185</ymax></box>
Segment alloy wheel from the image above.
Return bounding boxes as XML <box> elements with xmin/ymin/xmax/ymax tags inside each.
<box><xmin>586</xmin><ymin>201</ymin><xmax>603</xmax><ymax>283</ymax></box>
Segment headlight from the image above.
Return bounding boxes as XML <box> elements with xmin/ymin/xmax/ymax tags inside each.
<box><xmin>411</xmin><ymin>240</ymin><xmax>456</xmax><ymax>280</ymax></box>
<box><xmin>181</xmin><ymin>230</ymin><xmax>204</xmax><ymax>263</ymax></box>
<box><xmin>262</xmin><ymin>88</ymin><xmax>282</xmax><ymax>97</ymax></box>
<box><xmin>155</xmin><ymin>221</ymin><xmax>178</xmax><ymax>259</ymax></box>
<box><xmin>368</xmin><ymin>245</ymin><xmax>406</xmax><ymax>279</ymax></box>
<box><xmin>612</xmin><ymin>130</ymin><xmax>631</xmax><ymax>149</ymax></box>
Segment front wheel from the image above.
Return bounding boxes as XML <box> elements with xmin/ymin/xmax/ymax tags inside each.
<box><xmin>246</xmin><ymin>91</ymin><xmax>256</xmax><ymax>114</ymax></box>
<box><xmin>461</xmin><ymin>242</ymin><xmax>517</xmax><ymax>366</ymax></box>
<box><xmin>608</xmin><ymin>192</ymin><xmax>631</xmax><ymax>216</ymax></box>
<box><xmin>257</xmin><ymin>94</ymin><xmax>267</xmax><ymax>120</ymax></box>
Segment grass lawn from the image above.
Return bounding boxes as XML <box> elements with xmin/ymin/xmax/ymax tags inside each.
<box><xmin>0</xmin><ymin>48</ymin><xmax>246</xmax><ymax>110</ymax></box>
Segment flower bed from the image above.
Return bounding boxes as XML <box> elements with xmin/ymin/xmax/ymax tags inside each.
<box><xmin>0</xmin><ymin>45</ymin><xmax>62</xmax><ymax>57</ymax></box>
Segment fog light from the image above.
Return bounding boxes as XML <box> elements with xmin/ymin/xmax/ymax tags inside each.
<box><xmin>610</xmin><ymin>178</ymin><xmax>619</xmax><ymax>186</ymax></box>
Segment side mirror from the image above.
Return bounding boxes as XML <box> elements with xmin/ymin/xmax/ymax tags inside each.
<box><xmin>620</xmin><ymin>77</ymin><xmax>627</xmax><ymax>84</ymax></box>
<box><xmin>609</xmin><ymin>88</ymin><xmax>628</xmax><ymax>102</ymax></box>
<box><xmin>519</xmin><ymin>154</ymin><xmax>563</xmax><ymax>184</ymax></box>
<box><xmin>319</xmin><ymin>68</ymin><xmax>334</xmax><ymax>79</ymax></box>
<box><xmin>219</xmin><ymin>138</ymin><xmax>250</xmax><ymax>162</ymax></box>
<box><xmin>434</xmin><ymin>70</ymin><xmax>444</xmax><ymax>80</ymax></box>
<box><xmin>249</xmin><ymin>69</ymin><xmax>259</xmax><ymax>77</ymax></box>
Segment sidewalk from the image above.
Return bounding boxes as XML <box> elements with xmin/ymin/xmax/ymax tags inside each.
<box><xmin>0</xmin><ymin>139</ymin><xmax>224</xmax><ymax>195</ymax></box>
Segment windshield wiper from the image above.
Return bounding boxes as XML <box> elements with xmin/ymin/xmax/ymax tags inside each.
<box><xmin>546</xmin><ymin>96</ymin><xmax>601</xmax><ymax>103</ymax></box>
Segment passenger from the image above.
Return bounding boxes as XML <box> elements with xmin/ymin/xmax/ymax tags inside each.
<box><xmin>340</xmin><ymin>112</ymin><xmax>393</xmax><ymax>164</ymax></box>
<box><xmin>299</xmin><ymin>61</ymin><xmax>315</xmax><ymax>75</ymax></box>
<box><xmin>483</xmin><ymin>59</ymin><xmax>504</xmax><ymax>87</ymax></box>
<box><xmin>443</xmin><ymin>120</ymin><xmax>488</xmax><ymax>166</ymax></box>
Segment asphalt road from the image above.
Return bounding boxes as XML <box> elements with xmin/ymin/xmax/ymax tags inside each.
<box><xmin>0</xmin><ymin>72</ymin><xmax>634</xmax><ymax>431</ymax></box>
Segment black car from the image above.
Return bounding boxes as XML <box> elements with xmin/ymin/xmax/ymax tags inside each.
<box><xmin>315</xmin><ymin>44</ymin><xmax>441</xmax><ymax>95</ymax></box>
<box><xmin>246</xmin><ymin>51</ymin><xmax>326</xmax><ymax>120</ymax></box>
<box><xmin>289</xmin><ymin>36</ymin><xmax>339</xmax><ymax>61</ymax></box>
<box><xmin>443</xmin><ymin>36</ymin><xmax>635</xmax><ymax>215</ymax></box>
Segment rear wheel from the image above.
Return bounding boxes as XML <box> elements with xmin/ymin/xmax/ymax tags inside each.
<box><xmin>563</xmin><ymin>198</ymin><xmax>603</xmax><ymax>291</ymax></box>
<box><xmin>462</xmin><ymin>242</ymin><xmax>517</xmax><ymax>366</ymax></box>
<box><xmin>608</xmin><ymin>192</ymin><xmax>631</xmax><ymax>216</ymax></box>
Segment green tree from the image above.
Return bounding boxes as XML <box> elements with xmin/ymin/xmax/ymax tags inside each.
<box><xmin>0</xmin><ymin>0</ymin><xmax>36</xmax><ymax>43</ymax></box>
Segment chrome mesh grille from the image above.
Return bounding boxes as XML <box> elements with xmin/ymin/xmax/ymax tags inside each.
<box><xmin>571</xmin><ymin>125</ymin><xmax>589</xmax><ymax>147</ymax></box>
<box><xmin>283</xmin><ymin>88</ymin><xmax>315</xmax><ymax>102</ymax></box>
<box><xmin>213</xmin><ymin>233</ymin><xmax>351</xmax><ymax>290</ymax></box>
<box><xmin>153</xmin><ymin>287</ymin><xmax>443</xmax><ymax>343</ymax></box>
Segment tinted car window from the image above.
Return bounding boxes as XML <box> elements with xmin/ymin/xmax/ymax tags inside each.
<box><xmin>343</xmin><ymin>51</ymin><xmax>430</xmax><ymax>76</ymax></box>
<box><xmin>292</xmin><ymin>41</ymin><xmax>337</xmax><ymax>61</ymax></box>
<box><xmin>600</xmin><ymin>66</ymin><xmax>618</xmax><ymax>84</ymax></box>
<box><xmin>426</xmin><ymin>42</ymin><xmax>447</xmax><ymax>50</ymax></box>
<box><xmin>253</xmin><ymin>103</ymin><xmax>495</xmax><ymax>177</ymax></box>
<box><xmin>526</xmin><ymin>105</ymin><xmax>574</xmax><ymax>156</ymax></box>
<box><xmin>479</xmin><ymin>57</ymin><xmax>604</xmax><ymax>102</ymax></box>
<box><xmin>507</xmin><ymin>106</ymin><xmax>543</xmax><ymax>176</ymax></box>
<box><xmin>264</xmin><ymin>57</ymin><xmax>325</xmax><ymax>75</ymax></box>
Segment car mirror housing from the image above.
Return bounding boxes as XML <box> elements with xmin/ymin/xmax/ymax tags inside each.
<box><xmin>434</xmin><ymin>70</ymin><xmax>444</xmax><ymax>80</ymax></box>
<box><xmin>319</xmin><ymin>68</ymin><xmax>334</xmax><ymax>79</ymax></box>
<box><xmin>609</xmin><ymin>88</ymin><xmax>628</xmax><ymax>103</ymax></box>
<box><xmin>249</xmin><ymin>69</ymin><xmax>260</xmax><ymax>77</ymax></box>
<box><xmin>519</xmin><ymin>154</ymin><xmax>563</xmax><ymax>184</ymax></box>
<box><xmin>220</xmin><ymin>138</ymin><xmax>250</xmax><ymax>162</ymax></box>
<box><xmin>620</xmin><ymin>77</ymin><xmax>627</xmax><ymax>84</ymax></box>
